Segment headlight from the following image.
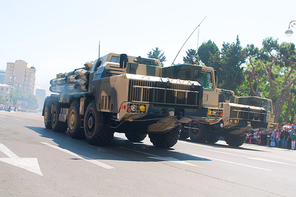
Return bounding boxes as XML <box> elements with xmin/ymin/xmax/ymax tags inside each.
<box><xmin>131</xmin><ymin>105</ymin><xmax>137</xmax><ymax>112</ymax></box>
<box><xmin>208</xmin><ymin>109</ymin><xmax>212</xmax><ymax>115</ymax></box>
<box><xmin>139</xmin><ymin>105</ymin><xmax>146</xmax><ymax>112</ymax></box>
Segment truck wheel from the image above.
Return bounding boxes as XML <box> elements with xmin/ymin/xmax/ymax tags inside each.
<box><xmin>51</xmin><ymin>102</ymin><xmax>67</xmax><ymax>133</ymax></box>
<box><xmin>179</xmin><ymin>124</ymin><xmax>189</xmax><ymax>140</ymax></box>
<box><xmin>43</xmin><ymin>98</ymin><xmax>52</xmax><ymax>129</ymax></box>
<box><xmin>68</xmin><ymin>100</ymin><xmax>84</xmax><ymax>139</ymax></box>
<box><xmin>125</xmin><ymin>132</ymin><xmax>147</xmax><ymax>142</ymax></box>
<box><xmin>149</xmin><ymin>126</ymin><xmax>180</xmax><ymax>148</ymax></box>
<box><xmin>188</xmin><ymin>123</ymin><xmax>209</xmax><ymax>143</ymax></box>
<box><xmin>84</xmin><ymin>101</ymin><xmax>114</xmax><ymax>146</ymax></box>
<box><xmin>206</xmin><ymin>134</ymin><xmax>220</xmax><ymax>144</ymax></box>
<box><xmin>224</xmin><ymin>134</ymin><xmax>246</xmax><ymax>147</ymax></box>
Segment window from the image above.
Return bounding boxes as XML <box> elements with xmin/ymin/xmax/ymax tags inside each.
<box><xmin>194</xmin><ymin>70</ymin><xmax>213</xmax><ymax>89</ymax></box>
<box><xmin>111</xmin><ymin>57</ymin><xmax>120</xmax><ymax>63</ymax></box>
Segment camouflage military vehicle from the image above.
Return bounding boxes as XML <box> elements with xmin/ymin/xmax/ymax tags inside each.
<box><xmin>163</xmin><ymin>63</ymin><xmax>276</xmax><ymax>147</ymax></box>
<box><xmin>42</xmin><ymin>53</ymin><xmax>211</xmax><ymax>148</ymax></box>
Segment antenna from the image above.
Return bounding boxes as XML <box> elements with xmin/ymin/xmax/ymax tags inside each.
<box><xmin>171</xmin><ymin>16</ymin><xmax>207</xmax><ymax>66</ymax></box>
<box><xmin>98</xmin><ymin>41</ymin><xmax>101</xmax><ymax>58</ymax></box>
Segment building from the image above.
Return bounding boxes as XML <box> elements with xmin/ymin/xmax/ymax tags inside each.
<box><xmin>4</xmin><ymin>60</ymin><xmax>36</xmax><ymax>94</ymax></box>
<box><xmin>0</xmin><ymin>84</ymin><xmax>12</xmax><ymax>98</ymax></box>
<box><xmin>35</xmin><ymin>87</ymin><xmax>46</xmax><ymax>111</ymax></box>
<box><xmin>0</xmin><ymin>70</ymin><xmax>5</xmax><ymax>84</ymax></box>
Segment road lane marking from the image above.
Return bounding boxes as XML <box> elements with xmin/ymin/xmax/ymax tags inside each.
<box><xmin>192</xmin><ymin>153</ymin><xmax>272</xmax><ymax>171</ymax></box>
<box><xmin>119</xmin><ymin>147</ymin><xmax>197</xmax><ymax>167</ymax></box>
<box><xmin>0</xmin><ymin>143</ymin><xmax>43</xmax><ymax>176</ymax></box>
<box><xmin>206</xmin><ymin>149</ymin><xmax>293</xmax><ymax>166</ymax></box>
<box><xmin>41</xmin><ymin>142</ymin><xmax>114</xmax><ymax>169</ymax></box>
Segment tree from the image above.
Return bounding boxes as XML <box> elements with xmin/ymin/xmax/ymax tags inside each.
<box><xmin>11</xmin><ymin>89</ymin><xmax>39</xmax><ymax>110</ymax></box>
<box><xmin>205</xmin><ymin>36</ymin><xmax>246</xmax><ymax>91</ymax></box>
<box><xmin>147</xmin><ymin>47</ymin><xmax>166</xmax><ymax>67</ymax></box>
<box><xmin>198</xmin><ymin>40</ymin><xmax>219</xmax><ymax>66</ymax></box>
<box><xmin>183</xmin><ymin>49</ymin><xmax>199</xmax><ymax>64</ymax></box>
<box><xmin>245</xmin><ymin>37</ymin><xmax>296</xmax><ymax>123</ymax></box>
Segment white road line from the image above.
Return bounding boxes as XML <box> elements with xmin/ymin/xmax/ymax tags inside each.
<box><xmin>206</xmin><ymin>149</ymin><xmax>293</xmax><ymax>166</ymax></box>
<box><xmin>0</xmin><ymin>143</ymin><xmax>43</xmax><ymax>176</ymax></box>
<box><xmin>41</xmin><ymin>142</ymin><xmax>114</xmax><ymax>169</ymax></box>
<box><xmin>192</xmin><ymin>154</ymin><xmax>272</xmax><ymax>171</ymax></box>
<box><xmin>119</xmin><ymin>147</ymin><xmax>198</xmax><ymax>167</ymax></box>
<box><xmin>0</xmin><ymin>144</ymin><xmax>19</xmax><ymax>159</ymax></box>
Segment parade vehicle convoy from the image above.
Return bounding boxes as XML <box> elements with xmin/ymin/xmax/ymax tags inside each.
<box><xmin>163</xmin><ymin>63</ymin><xmax>276</xmax><ymax>147</ymax></box>
<box><xmin>42</xmin><ymin>53</ymin><xmax>217</xmax><ymax>148</ymax></box>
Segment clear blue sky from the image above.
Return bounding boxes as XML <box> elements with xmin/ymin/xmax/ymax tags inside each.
<box><xmin>1</xmin><ymin>0</ymin><xmax>295</xmax><ymax>95</ymax></box>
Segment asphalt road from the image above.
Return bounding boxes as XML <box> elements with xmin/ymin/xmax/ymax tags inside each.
<box><xmin>0</xmin><ymin>110</ymin><xmax>295</xmax><ymax>197</ymax></box>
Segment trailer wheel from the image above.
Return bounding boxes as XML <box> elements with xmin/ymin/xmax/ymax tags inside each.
<box><xmin>188</xmin><ymin>123</ymin><xmax>209</xmax><ymax>143</ymax></box>
<box><xmin>68</xmin><ymin>100</ymin><xmax>84</xmax><ymax>139</ymax></box>
<box><xmin>43</xmin><ymin>98</ymin><xmax>52</xmax><ymax>129</ymax></box>
<box><xmin>224</xmin><ymin>134</ymin><xmax>246</xmax><ymax>147</ymax></box>
<box><xmin>125</xmin><ymin>132</ymin><xmax>147</xmax><ymax>142</ymax></box>
<box><xmin>149</xmin><ymin>126</ymin><xmax>180</xmax><ymax>148</ymax></box>
<box><xmin>51</xmin><ymin>102</ymin><xmax>67</xmax><ymax>133</ymax></box>
<box><xmin>84</xmin><ymin>101</ymin><xmax>114</xmax><ymax>146</ymax></box>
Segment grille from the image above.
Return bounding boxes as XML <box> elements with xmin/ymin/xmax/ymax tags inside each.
<box><xmin>128</xmin><ymin>80</ymin><xmax>201</xmax><ymax>107</ymax></box>
<box><xmin>230</xmin><ymin>106</ymin><xmax>266</xmax><ymax>122</ymax></box>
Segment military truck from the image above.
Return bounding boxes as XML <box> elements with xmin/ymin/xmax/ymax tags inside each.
<box><xmin>42</xmin><ymin>53</ymin><xmax>212</xmax><ymax>148</ymax></box>
<box><xmin>163</xmin><ymin>63</ymin><xmax>276</xmax><ymax>147</ymax></box>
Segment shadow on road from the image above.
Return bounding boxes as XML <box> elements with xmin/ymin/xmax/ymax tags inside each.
<box><xmin>26</xmin><ymin>126</ymin><xmax>211</xmax><ymax>163</ymax></box>
<box><xmin>180</xmin><ymin>138</ymin><xmax>266</xmax><ymax>152</ymax></box>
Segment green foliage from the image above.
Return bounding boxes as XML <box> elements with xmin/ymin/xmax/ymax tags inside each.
<box><xmin>11</xmin><ymin>89</ymin><xmax>39</xmax><ymax>110</ymax></box>
<box><xmin>147</xmin><ymin>47</ymin><xmax>166</xmax><ymax>67</ymax></box>
<box><xmin>197</xmin><ymin>40</ymin><xmax>219</xmax><ymax>66</ymax></box>
<box><xmin>206</xmin><ymin>36</ymin><xmax>247</xmax><ymax>91</ymax></box>
<box><xmin>183</xmin><ymin>49</ymin><xmax>199</xmax><ymax>64</ymax></box>
<box><xmin>0</xmin><ymin>97</ymin><xmax>9</xmax><ymax>105</ymax></box>
<box><xmin>242</xmin><ymin>37</ymin><xmax>296</xmax><ymax>123</ymax></box>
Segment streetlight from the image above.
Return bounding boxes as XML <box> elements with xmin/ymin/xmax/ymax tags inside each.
<box><xmin>285</xmin><ymin>20</ymin><xmax>296</xmax><ymax>36</ymax></box>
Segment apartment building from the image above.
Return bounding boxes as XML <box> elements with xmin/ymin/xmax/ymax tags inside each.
<box><xmin>4</xmin><ymin>60</ymin><xmax>36</xmax><ymax>94</ymax></box>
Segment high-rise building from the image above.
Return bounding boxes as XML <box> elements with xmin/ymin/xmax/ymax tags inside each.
<box><xmin>4</xmin><ymin>60</ymin><xmax>36</xmax><ymax>94</ymax></box>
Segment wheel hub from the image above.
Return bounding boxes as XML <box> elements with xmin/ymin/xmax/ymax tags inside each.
<box><xmin>88</xmin><ymin>115</ymin><xmax>94</xmax><ymax>130</ymax></box>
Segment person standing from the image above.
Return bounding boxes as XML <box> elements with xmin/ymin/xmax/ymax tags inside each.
<box><xmin>280</xmin><ymin>129</ymin><xmax>285</xmax><ymax>148</ymax></box>
<box><xmin>266</xmin><ymin>130</ymin><xmax>271</xmax><ymax>146</ymax></box>
<box><xmin>291</xmin><ymin>130</ymin><xmax>296</xmax><ymax>150</ymax></box>
<box><xmin>276</xmin><ymin>129</ymin><xmax>281</xmax><ymax>147</ymax></box>
<box><xmin>282</xmin><ymin>128</ymin><xmax>289</xmax><ymax>149</ymax></box>
<box><xmin>270</xmin><ymin>130</ymin><xmax>276</xmax><ymax>147</ymax></box>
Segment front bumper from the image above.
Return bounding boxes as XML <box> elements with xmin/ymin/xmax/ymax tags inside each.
<box><xmin>111</xmin><ymin>105</ymin><xmax>218</xmax><ymax>133</ymax></box>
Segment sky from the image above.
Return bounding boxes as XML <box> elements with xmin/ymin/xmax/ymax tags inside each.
<box><xmin>1</xmin><ymin>0</ymin><xmax>296</xmax><ymax>96</ymax></box>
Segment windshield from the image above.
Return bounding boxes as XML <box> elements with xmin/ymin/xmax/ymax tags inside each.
<box><xmin>238</xmin><ymin>97</ymin><xmax>271</xmax><ymax>112</ymax></box>
<box><xmin>194</xmin><ymin>70</ymin><xmax>213</xmax><ymax>90</ymax></box>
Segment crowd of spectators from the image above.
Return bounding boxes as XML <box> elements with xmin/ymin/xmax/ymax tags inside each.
<box><xmin>246</xmin><ymin>122</ymin><xmax>296</xmax><ymax>150</ymax></box>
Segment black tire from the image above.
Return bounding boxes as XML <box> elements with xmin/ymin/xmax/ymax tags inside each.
<box><xmin>51</xmin><ymin>102</ymin><xmax>67</xmax><ymax>133</ymax></box>
<box><xmin>68</xmin><ymin>100</ymin><xmax>84</xmax><ymax>139</ymax></box>
<box><xmin>125</xmin><ymin>132</ymin><xmax>147</xmax><ymax>142</ymax></box>
<box><xmin>179</xmin><ymin>124</ymin><xmax>189</xmax><ymax>140</ymax></box>
<box><xmin>149</xmin><ymin>126</ymin><xmax>180</xmax><ymax>148</ymax></box>
<box><xmin>224</xmin><ymin>134</ymin><xmax>246</xmax><ymax>147</ymax></box>
<box><xmin>43</xmin><ymin>98</ymin><xmax>52</xmax><ymax>129</ymax></box>
<box><xmin>84</xmin><ymin>101</ymin><xmax>114</xmax><ymax>146</ymax></box>
<box><xmin>188</xmin><ymin>123</ymin><xmax>209</xmax><ymax>143</ymax></box>
<box><xmin>206</xmin><ymin>134</ymin><xmax>220</xmax><ymax>144</ymax></box>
